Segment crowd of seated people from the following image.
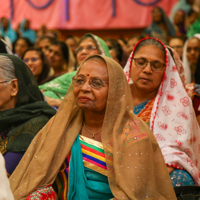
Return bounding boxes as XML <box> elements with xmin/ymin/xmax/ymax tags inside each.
<box><xmin>0</xmin><ymin>1</ymin><xmax>200</xmax><ymax>198</ymax></box>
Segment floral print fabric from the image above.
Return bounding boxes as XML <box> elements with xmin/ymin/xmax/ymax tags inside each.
<box><xmin>124</xmin><ymin>38</ymin><xmax>200</xmax><ymax>185</ymax></box>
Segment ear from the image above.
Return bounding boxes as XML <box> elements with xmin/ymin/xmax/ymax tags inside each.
<box><xmin>10</xmin><ymin>79</ymin><xmax>19</xmax><ymax>97</ymax></box>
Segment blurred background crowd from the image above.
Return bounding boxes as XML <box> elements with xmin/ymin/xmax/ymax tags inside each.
<box><xmin>1</xmin><ymin>0</ymin><xmax>200</xmax><ymax>86</ymax></box>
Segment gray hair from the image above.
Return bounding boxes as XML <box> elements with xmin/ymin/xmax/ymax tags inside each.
<box><xmin>133</xmin><ymin>38</ymin><xmax>165</xmax><ymax>55</ymax></box>
<box><xmin>0</xmin><ymin>55</ymin><xmax>17</xmax><ymax>81</ymax></box>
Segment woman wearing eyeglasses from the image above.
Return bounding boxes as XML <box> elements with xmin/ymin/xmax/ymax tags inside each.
<box><xmin>0</xmin><ymin>54</ymin><xmax>56</xmax><ymax>177</ymax></box>
<box><xmin>22</xmin><ymin>47</ymin><xmax>50</xmax><ymax>85</ymax></box>
<box><xmin>124</xmin><ymin>38</ymin><xmax>200</xmax><ymax>187</ymax></box>
<box><xmin>10</xmin><ymin>54</ymin><xmax>176</xmax><ymax>200</ymax></box>
<box><xmin>39</xmin><ymin>33</ymin><xmax>112</xmax><ymax>108</ymax></box>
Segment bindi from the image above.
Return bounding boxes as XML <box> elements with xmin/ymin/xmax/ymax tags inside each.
<box><xmin>87</xmin><ymin>74</ymin><xmax>89</xmax><ymax>76</ymax></box>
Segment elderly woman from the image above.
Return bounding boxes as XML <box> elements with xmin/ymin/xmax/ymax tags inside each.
<box><xmin>124</xmin><ymin>37</ymin><xmax>200</xmax><ymax>187</ymax></box>
<box><xmin>0</xmin><ymin>54</ymin><xmax>56</xmax><ymax>176</ymax></box>
<box><xmin>10</xmin><ymin>55</ymin><xmax>176</xmax><ymax>200</ymax></box>
<box><xmin>39</xmin><ymin>33</ymin><xmax>111</xmax><ymax>107</ymax></box>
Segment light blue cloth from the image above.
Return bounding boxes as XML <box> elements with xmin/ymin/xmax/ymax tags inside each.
<box><xmin>170</xmin><ymin>169</ymin><xmax>194</xmax><ymax>187</ymax></box>
<box><xmin>68</xmin><ymin>136</ymin><xmax>114</xmax><ymax>200</ymax></box>
<box><xmin>20</xmin><ymin>19</ymin><xmax>37</xmax><ymax>43</ymax></box>
<box><xmin>0</xmin><ymin>19</ymin><xmax>17</xmax><ymax>43</ymax></box>
<box><xmin>133</xmin><ymin>100</ymin><xmax>150</xmax><ymax>115</ymax></box>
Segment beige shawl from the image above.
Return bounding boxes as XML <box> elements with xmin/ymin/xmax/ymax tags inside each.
<box><xmin>10</xmin><ymin>55</ymin><xmax>176</xmax><ymax>200</ymax></box>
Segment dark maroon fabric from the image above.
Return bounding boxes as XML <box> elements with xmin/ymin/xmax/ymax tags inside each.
<box><xmin>193</xmin><ymin>95</ymin><xmax>200</xmax><ymax>116</ymax></box>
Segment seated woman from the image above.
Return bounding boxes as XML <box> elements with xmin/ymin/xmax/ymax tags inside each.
<box><xmin>0</xmin><ymin>17</ymin><xmax>17</xmax><ymax>43</ymax></box>
<box><xmin>124</xmin><ymin>38</ymin><xmax>200</xmax><ymax>186</ymax></box>
<box><xmin>65</xmin><ymin>35</ymin><xmax>79</xmax><ymax>57</ymax></box>
<box><xmin>0</xmin><ymin>54</ymin><xmax>56</xmax><ymax>176</ymax></box>
<box><xmin>13</xmin><ymin>37</ymin><xmax>32</xmax><ymax>59</ymax></box>
<box><xmin>10</xmin><ymin>55</ymin><xmax>176</xmax><ymax>200</ymax></box>
<box><xmin>37</xmin><ymin>36</ymin><xmax>56</xmax><ymax>57</ymax></box>
<box><xmin>169</xmin><ymin>36</ymin><xmax>185</xmax><ymax>60</ymax></box>
<box><xmin>19</xmin><ymin>19</ymin><xmax>37</xmax><ymax>44</ymax></box>
<box><xmin>39</xmin><ymin>33</ymin><xmax>111</xmax><ymax>108</ymax></box>
<box><xmin>182</xmin><ymin>34</ymin><xmax>200</xmax><ymax>83</ymax></box>
<box><xmin>105</xmin><ymin>38</ymin><xmax>123</xmax><ymax>66</ymax></box>
<box><xmin>42</xmin><ymin>40</ymin><xmax>75</xmax><ymax>83</ymax></box>
<box><xmin>22</xmin><ymin>47</ymin><xmax>50</xmax><ymax>85</ymax></box>
<box><xmin>173</xmin><ymin>10</ymin><xmax>187</xmax><ymax>36</ymax></box>
<box><xmin>186</xmin><ymin>9</ymin><xmax>200</xmax><ymax>38</ymax></box>
<box><xmin>142</xmin><ymin>6</ymin><xmax>176</xmax><ymax>44</ymax></box>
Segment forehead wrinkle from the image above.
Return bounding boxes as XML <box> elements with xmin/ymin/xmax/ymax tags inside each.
<box><xmin>78</xmin><ymin>60</ymin><xmax>108</xmax><ymax>80</ymax></box>
<box><xmin>134</xmin><ymin>55</ymin><xmax>163</xmax><ymax>63</ymax></box>
<box><xmin>134</xmin><ymin>47</ymin><xmax>165</xmax><ymax>63</ymax></box>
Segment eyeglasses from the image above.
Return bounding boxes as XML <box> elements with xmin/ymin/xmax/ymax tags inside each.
<box><xmin>76</xmin><ymin>45</ymin><xmax>97</xmax><ymax>54</ymax></box>
<box><xmin>23</xmin><ymin>57</ymin><xmax>39</xmax><ymax>63</ymax></box>
<box><xmin>133</xmin><ymin>57</ymin><xmax>165</xmax><ymax>72</ymax></box>
<box><xmin>186</xmin><ymin>47</ymin><xmax>200</xmax><ymax>53</ymax></box>
<box><xmin>0</xmin><ymin>81</ymin><xmax>10</xmax><ymax>84</ymax></box>
<box><xmin>72</xmin><ymin>75</ymin><xmax>108</xmax><ymax>89</ymax></box>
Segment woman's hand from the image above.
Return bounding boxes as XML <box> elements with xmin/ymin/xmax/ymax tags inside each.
<box><xmin>45</xmin><ymin>96</ymin><xmax>62</xmax><ymax>107</ymax></box>
<box><xmin>167</xmin><ymin>166</ymin><xmax>175</xmax><ymax>174</ymax></box>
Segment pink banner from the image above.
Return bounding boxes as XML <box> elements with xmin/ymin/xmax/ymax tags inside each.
<box><xmin>0</xmin><ymin>0</ymin><xmax>178</xmax><ymax>30</ymax></box>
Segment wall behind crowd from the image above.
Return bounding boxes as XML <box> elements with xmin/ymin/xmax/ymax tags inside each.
<box><xmin>0</xmin><ymin>0</ymin><xmax>177</xmax><ymax>30</ymax></box>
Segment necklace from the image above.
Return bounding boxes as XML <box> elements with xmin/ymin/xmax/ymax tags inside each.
<box><xmin>83</xmin><ymin>123</ymin><xmax>101</xmax><ymax>139</ymax></box>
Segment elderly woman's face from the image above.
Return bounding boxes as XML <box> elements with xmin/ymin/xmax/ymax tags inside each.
<box><xmin>131</xmin><ymin>45</ymin><xmax>165</xmax><ymax>94</ymax></box>
<box><xmin>76</xmin><ymin>37</ymin><xmax>99</xmax><ymax>66</ymax></box>
<box><xmin>0</xmin><ymin>79</ymin><xmax>18</xmax><ymax>111</ymax></box>
<box><xmin>186</xmin><ymin>38</ymin><xmax>200</xmax><ymax>65</ymax></box>
<box><xmin>73</xmin><ymin>58</ymin><xmax>108</xmax><ymax>113</ymax></box>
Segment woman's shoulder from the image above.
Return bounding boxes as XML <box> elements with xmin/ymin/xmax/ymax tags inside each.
<box><xmin>16</xmin><ymin>115</ymin><xmax>51</xmax><ymax>134</ymax></box>
<box><xmin>121</xmin><ymin>116</ymin><xmax>157</xmax><ymax>147</ymax></box>
<box><xmin>39</xmin><ymin>70</ymin><xmax>77</xmax><ymax>89</ymax></box>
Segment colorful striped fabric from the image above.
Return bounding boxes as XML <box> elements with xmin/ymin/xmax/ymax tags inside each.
<box><xmin>80</xmin><ymin>136</ymin><xmax>107</xmax><ymax>176</ymax></box>
<box><xmin>55</xmin><ymin>136</ymin><xmax>108</xmax><ymax>200</ymax></box>
<box><xmin>56</xmin><ymin>155</ymin><xmax>70</xmax><ymax>200</ymax></box>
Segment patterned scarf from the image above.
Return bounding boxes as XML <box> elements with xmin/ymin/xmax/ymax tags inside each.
<box><xmin>124</xmin><ymin>38</ymin><xmax>200</xmax><ymax>185</ymax></box>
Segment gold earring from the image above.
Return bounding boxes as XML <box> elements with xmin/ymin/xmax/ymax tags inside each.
<box><xmin>12</xmin><ymin>93</ymin><xmax>16</xmax><ymax>97</ymax></box>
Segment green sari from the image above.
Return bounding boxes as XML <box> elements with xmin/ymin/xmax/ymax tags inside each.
<box><xmin>0</xmin><ymin>54</ymin><xmax>56</xmax><ymax>154</ymax></box>
<box><xmin>39</xmin><ymin>33</ymin><xmax>111</xmax><ymax>100</ymax></box>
